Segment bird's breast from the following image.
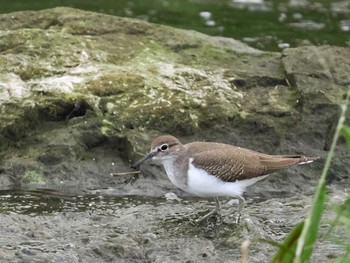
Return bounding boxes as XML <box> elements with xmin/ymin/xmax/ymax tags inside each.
<box><xmin>161</xmin><ymin>159</ymin><xmax>188</xmax><ymax>192</ymax></box>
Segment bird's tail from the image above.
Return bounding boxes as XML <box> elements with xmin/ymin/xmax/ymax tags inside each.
<box><xmin>260</xmin><ymin>155</ymin><xmax>319</xmax><ymax>174</ymax></box>
<box><xmin>279</xmin><ymin>155</ymin><xmax>319</xmax><ymax>165</ymax></box>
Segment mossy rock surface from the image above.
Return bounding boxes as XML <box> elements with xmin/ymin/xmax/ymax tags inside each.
<box><xmin>0</xmin><ymin>6</ymin><xmax>349</xmax><ymax>189</ymax></box>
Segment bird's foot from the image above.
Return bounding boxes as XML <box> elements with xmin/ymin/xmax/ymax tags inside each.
<box><xmin>162</xmin><ymin>215</ymin><xmax>188</xmax><ymax>225</ymax></box>
<box><xmin>195</xmin><ymin>208</ymin><xmax>217</xmax><ymax>223</ymax></box>
<box><xmin>190</xmin><ymin>209</ymin><xmax>224</xmax><ymax>225</ymax></box>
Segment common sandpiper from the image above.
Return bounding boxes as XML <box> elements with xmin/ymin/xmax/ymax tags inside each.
<box><xmin>131</xmin><ymin>135</ymin><xmax>318</xmax><ymax>222</ymax></box>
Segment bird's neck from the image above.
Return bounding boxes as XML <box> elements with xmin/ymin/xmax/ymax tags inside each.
<box><xmin>160</xmin><ymin>151</ymin><xmax>190</xmax><ymax>192</ymax></box>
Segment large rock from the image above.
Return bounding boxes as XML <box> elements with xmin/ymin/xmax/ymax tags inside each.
<box><xmin>0</xmin><ymin>7</ymin><xmax>348</xmax><ymax>192</ymax></box>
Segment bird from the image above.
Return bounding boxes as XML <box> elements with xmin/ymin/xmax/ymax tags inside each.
<box><xmin>131</xmin><ymin>135</ymin><xmax>318</xmax><ymax>223</ymax></box>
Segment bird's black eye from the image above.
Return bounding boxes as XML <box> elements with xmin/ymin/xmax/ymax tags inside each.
<box><xmin>159</xmin><ymin>144</ymin><xmax>169</xmax><ymax>151</ymax></box>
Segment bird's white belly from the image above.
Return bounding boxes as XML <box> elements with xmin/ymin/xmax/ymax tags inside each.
<box><xmin>187</xmin><ymin>159</ymin><xmax>268</xmax><ymax>197</ymax></box>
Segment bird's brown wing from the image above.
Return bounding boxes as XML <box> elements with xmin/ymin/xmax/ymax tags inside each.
<box><xmin>191</xmin><ymin>145</ymin><xmax>314</xmax><ymax>182</ymax></box>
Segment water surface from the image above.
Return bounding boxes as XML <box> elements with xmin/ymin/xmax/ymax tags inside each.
<box><xmin>0</xmin><ymin>0</ymin><xmax>349</xmax><ymax>51</ymax></box>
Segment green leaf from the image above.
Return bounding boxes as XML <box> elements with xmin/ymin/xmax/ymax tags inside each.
<box><xmin>341</xmin><ymin>125</ymin><xmax>350</xmax><ymax>148</ymax></box>
<box><xmin>270</xmin><ymin>222</ymin><xmax>304</xmax><ymax>263</ymax></box>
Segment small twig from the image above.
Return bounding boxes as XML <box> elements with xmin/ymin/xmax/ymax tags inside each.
<box><xmin>111</xmin><ymin>171</ymin><xmax>140</xmax><ymax>176</ymax></box>
<box><xmin>241</xmin><ymin>239</ymin><xmax>250</xmax><ymax>263</ymax></box>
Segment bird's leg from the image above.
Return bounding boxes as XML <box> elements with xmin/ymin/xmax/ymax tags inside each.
<box><xmin>195</xmin><ymin>197</ymin><xmax>221</xmax><ymax>223</ymax></box>
<box><xmin>214</xmin><ymin>197</ymin><xmax>221</xmax><ymax>215</ymax></box>
<box><xmin>235</xmin><ymin>195</ymin><xmax>245</xmax><ymax>223</ymax></box>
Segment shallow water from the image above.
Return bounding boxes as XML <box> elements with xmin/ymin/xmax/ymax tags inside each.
<box><xmin>0</xmin><ymin>0</ymin><xmax>349</xmax><ymax>51</ymax></box>
<box><xmin>0</xmin><ymin>188</ymin><xmax>345</xmax><ymax>262</ymax></box>
<box><xmin>0</xmin><ymin>189</ymin><xmax>162</xmax><ymax>215</ymax></box>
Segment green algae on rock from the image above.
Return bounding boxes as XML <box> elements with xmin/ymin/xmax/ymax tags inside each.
<box><xmin>0</xmin><ymin>6</ymin><xmax>348</xmax><ymax>187</ymax></box>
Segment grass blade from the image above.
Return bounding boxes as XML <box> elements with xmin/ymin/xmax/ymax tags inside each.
<box><xmin>270</xmin><ymin>87</ymin><xmax>350</xmax><ymax>263</ymax></box>
<box><xmin>294</xmin><ymin>88</ymin><xmax>350</xmax><ymax>263</ymax></box>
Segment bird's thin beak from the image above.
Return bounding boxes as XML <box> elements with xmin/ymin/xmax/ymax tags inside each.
<box><xmin>130</xmin><ymin>150</ymin><xmax>157</xmax><ymax>168</ymax></box>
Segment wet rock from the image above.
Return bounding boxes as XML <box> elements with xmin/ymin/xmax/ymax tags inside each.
<box><xmin>0</xmin><ymin>7</ymin><xmax>348</xmax><ymax>193</ymax></box>
<box><xmin>37</xmin><ymin>145</ymin><xmax>73</xmax><ymax>166</ymax></box>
